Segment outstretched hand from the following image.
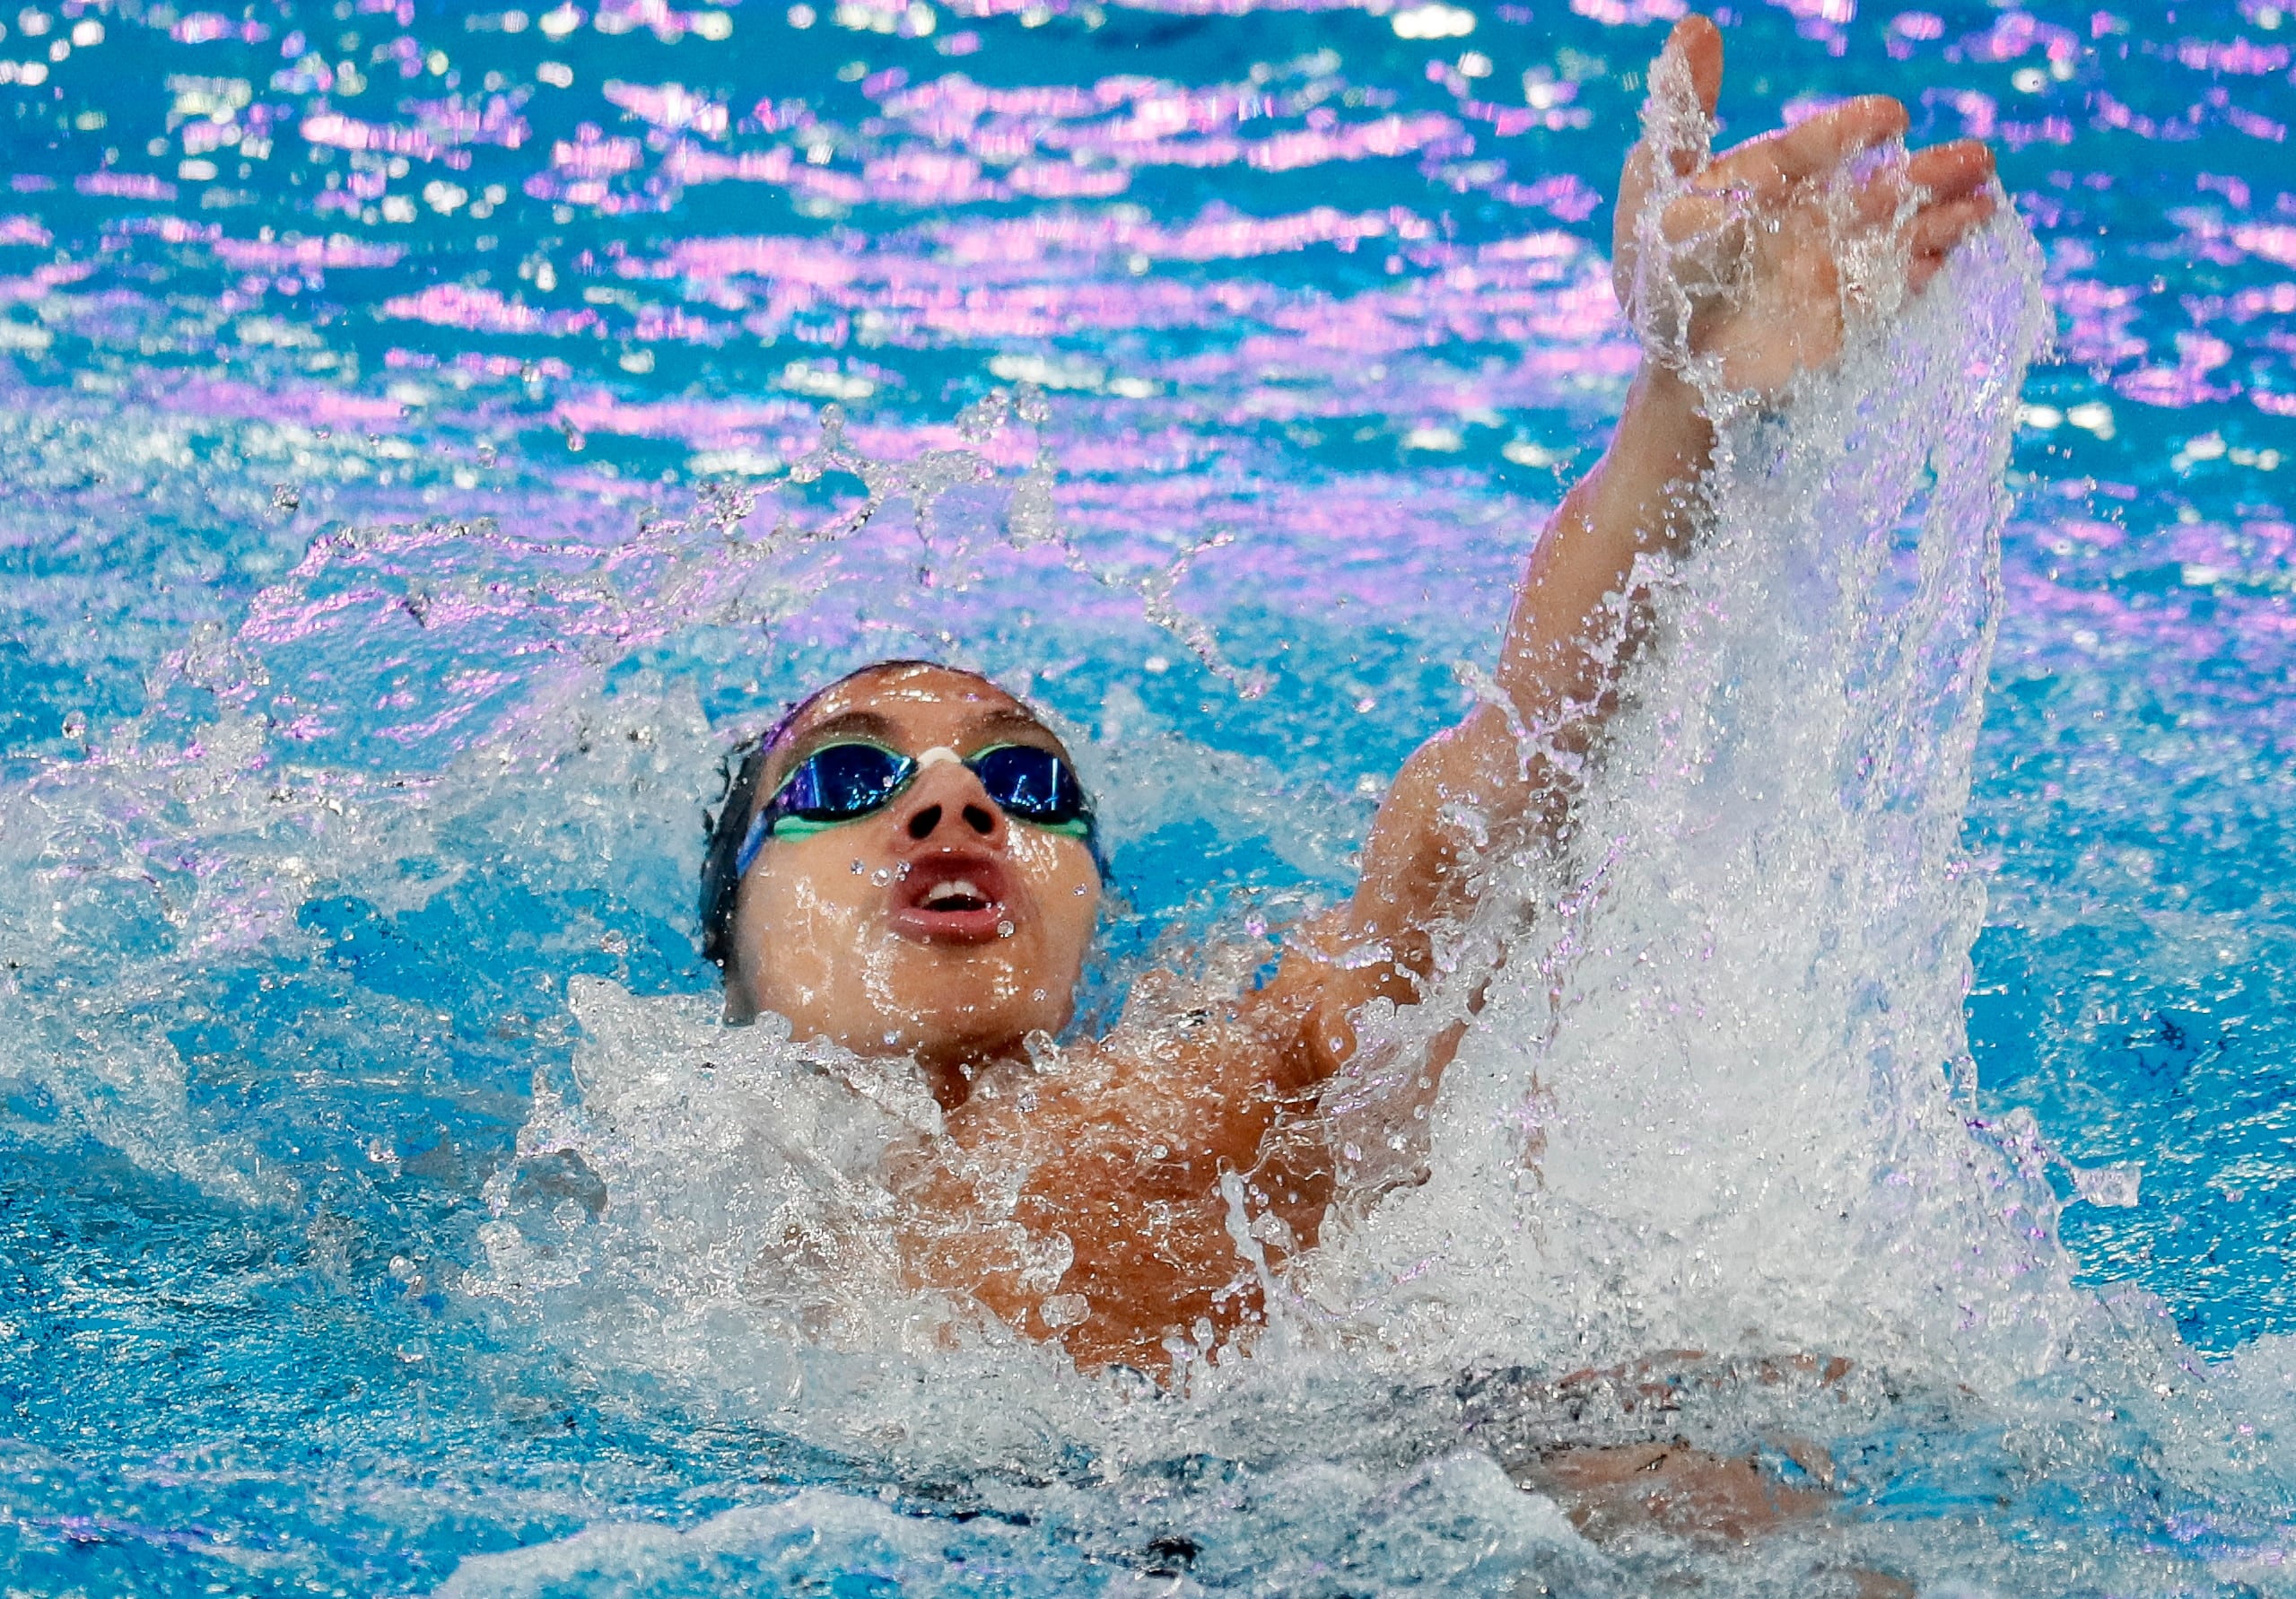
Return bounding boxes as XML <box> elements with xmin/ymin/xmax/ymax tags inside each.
<box><xmin>1612</xmin><ymin>15</ymin><xmax>1998</xmax><ymax>398</ymax></box>
<box><xmin>1273</xmin><ymin>19</ymin><xmax>2009</xmax><ymax>1206</ymax></box>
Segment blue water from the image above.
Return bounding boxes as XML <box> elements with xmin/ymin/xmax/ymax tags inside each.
<box><xmin>2</xmin><ymin>0</ymin><xmax>2293</xmax><ymax>1592</ymax></box>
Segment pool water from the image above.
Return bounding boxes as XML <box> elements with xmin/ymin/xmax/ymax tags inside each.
<box><xmin>2</xmin><ymin>0</ymin><xmax>2293</xmax><ymax>1592</ymax></box>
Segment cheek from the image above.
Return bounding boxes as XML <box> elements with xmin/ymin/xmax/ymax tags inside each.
<box><xmin>1008</xmin><ymin>831</ymin><xmax>1102</xmax><ymax>946</ymax></box>
<box><xmin>744</xmin><ymin>848</ymin><xmax>876</xmax><ymax>958</ymax></box>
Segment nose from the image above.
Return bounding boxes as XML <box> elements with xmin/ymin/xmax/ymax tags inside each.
<box><xmin>889</xmin><ymin>761</ymin><xmax>1006</xmax><ymax>850</ymax></box>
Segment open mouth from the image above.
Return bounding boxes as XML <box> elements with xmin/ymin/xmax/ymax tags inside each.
<box><xmin>890</xmin><ymin>856</ymin><xmax>1016</xmax><ymax>945</ymax></box>
<box><xmin>919</xmin><ymin>877</ymin><xmax>993</xmax><ymax>914</ymax></box>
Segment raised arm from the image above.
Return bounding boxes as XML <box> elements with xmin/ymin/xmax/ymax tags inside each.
<box><xmin>898</xmin><ymin>19</ymin><xmax>1999</xmax><ymax>1373</ymax></box>
<box><xmin>1270</xmin><ymin>16</ymin><xmax>1999</xmax><ymax>1071</ymax></box>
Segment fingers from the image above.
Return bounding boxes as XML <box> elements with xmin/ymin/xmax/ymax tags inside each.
<box><xmin>1850</xmin><ymin>167</ymin><xmax>1912</xmax><ymax>230</ymax></box>
<box><xmin>1908</xmin><ymin>190</ymin><xmax>1997</xmax><ymax>258</ymax></box>
<box><xmin>1707</xmin><ymin>95</ymin><xmax>1909</xmax><ymax>195</ymax></box>
<box><xmin>1908</xmin><ymin>191</ymin><xmax>1998</xmax><ymax>294</ymax></box>
<box><xmin>1842</xmin><ymin>141</ymin><xmax>1991</xmax><ymax>230</ymax></box>
<box><xmin>1666</xmin><ymin>14</ymin><xmax>1724</xmax><ymax>119</ymax></box>
<box><xmin>1906</xmin><ymin>137</ymin><xmax>1995</xmax><ymax>200</ymax></box>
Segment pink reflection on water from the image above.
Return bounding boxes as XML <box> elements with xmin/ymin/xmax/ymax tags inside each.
<box><xmin>2116</xmin><ymin>332</ymin><xmax>2239</xmax><ymax>409</ymax></box>
<box><xmin>398</xmin><ymin>95</ymin><xmax>534</xmax><ymax>150</ymax></box>
<box><xmin>928</xmin><ymin>205</ymin><xmax>1428</xmax><ymax>266</ymax></box>
<box><xmin>301</xmin><ymin>112</ymin><xmax>443</xmax><ymax>162</ymax></box>
<box><xmin>75</xmin><ymin>171</ymin><xmax>178</xmax><ymax>202</ymax></box>
<box><xmin>171</xmin><ymin>11</ymin><xmax>269</xmax><ymax>42</ymax></box>
<box><xmin>605</xmin><ymin>82</ymin><xmax>729</xmax><ymax>136</ymax></box>
<box><xmin>383</xmin><ymin>285</ymin><xmax>607</xmax><ymax>337</ymax></box>
<box><xmin>2047</xmin><ymin>276</ymin><xmax>2146</xmax><ymax>370</ymax></box>
<box><xmin>168</xmin><ymin>375</ymin><xmax>407</xmax><ymax>428</ymax></box>
<box><xmin>595</xmin><ymin>0</ymin><xmax>717</xmax><ymax>39</ymax></box>
<box><xmin>2174</xmin><ymin>38</ymin><xmax>2291</xmax><ymax>74</ymax></box>
<box><xmin>860</xmin><ymin>149</ymin><xmax>1002</xmax><ymax>205</ymax></box>
<box><xmin>552</xmin><ymin>128</ymin><xmax>646</xmax><ymax>179</ymax></box>
<box><xmin>1570</xmin><ymin>0</ymin><xmax>1688</xmax><ymax>23</ymax></box>
<box><xmin>553</xmin><ymin>393</ymin><xmax>814</xmax><ymax>445</ymax></box>
<box><xmin>2231</xmin><ymin>224</ymin><xmax>2296</xmax><ymax>268</ymax></box>
<box><xmin>860</xmin><ymin>69</ymin><xmax>1462</xmax><ymax>192</ymax></box>
<box><xmin>213</xmin><ymin>236</ymin><xmax>404</xmax><ymax>270</ymax></box>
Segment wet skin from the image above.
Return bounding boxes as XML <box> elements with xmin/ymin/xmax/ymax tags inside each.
<box><xmin>725</xmin><ymin>669</ymin><xmax>1104</xmax><ymax>1080</ymax></box>
<box><xmin>723</xmin><ymin>662</ymin><xmax>1340</xmax><ymax>1367</ymax></box>
<box><xmin>721</xmin><ymin>13</ymin><xmax>1996</xmax><ymax>1551</ymax></box>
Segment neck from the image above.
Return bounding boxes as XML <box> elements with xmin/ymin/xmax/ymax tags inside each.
<box><xmin>913</xmin><ymin>1033</ymin><xmax>1030</xmax><ymax>1113</ymax></box>
<box><xmin>722</xmin><ymin>982</ymin><xmax>1043</xmax><ymax>1113</ymax></box>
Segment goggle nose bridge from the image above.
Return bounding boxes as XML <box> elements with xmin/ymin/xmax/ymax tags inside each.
<box><xmin>905</xmin><ymin>748</ymin><xmax>997</xmax><ymax>838</ymax></box>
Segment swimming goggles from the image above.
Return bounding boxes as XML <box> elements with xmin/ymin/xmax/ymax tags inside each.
<box><xmin>735</xmin><ymin>739</ymin><xmax>1096</xmax><ymax>877</ymax></box>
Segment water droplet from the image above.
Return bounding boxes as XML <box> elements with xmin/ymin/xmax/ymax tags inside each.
<box><xmin>271</xmin><ymin>483</ymin><xmax>301</xmax><ymax>513</ymax></box>
<box><xmin>995</xmin><ymin>919</ymin><xmax>1015</xmax><ymax>938</ymax></box>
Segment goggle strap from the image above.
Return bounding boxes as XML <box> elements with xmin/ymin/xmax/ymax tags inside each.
<box><xmin>732</xmin><ymin>813</ymin><xmax>773</xmax><ymax>878</ymax></box>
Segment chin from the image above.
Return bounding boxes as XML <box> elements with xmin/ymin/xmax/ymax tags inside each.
<box><xmin>888</xmin><ymin>943</ymin><xmax>1074</xmax><ymax>1039</ymax></box>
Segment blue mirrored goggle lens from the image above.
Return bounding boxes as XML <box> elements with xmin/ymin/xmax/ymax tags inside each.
<box><xmin>968</xmin><ymin>744</ymin><xmax>1087</xmax><ymax>826</ymax></box>
<box><xmin>778</xmin><ymin>741</ymin><xmax>912</xmax><ymax>820</ymax></box>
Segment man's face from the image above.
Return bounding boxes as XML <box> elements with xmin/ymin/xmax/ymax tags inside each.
<box><xmin>726</xmin><ymin>665</ymin><xmax>1103</xmax><ymax>1083</ymax></box>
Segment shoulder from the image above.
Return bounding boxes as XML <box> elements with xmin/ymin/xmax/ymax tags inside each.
<box><xmin>1087</xmin><ymin>914</ymin><xmax>1356</xmax><ymax>1106</ymax></box>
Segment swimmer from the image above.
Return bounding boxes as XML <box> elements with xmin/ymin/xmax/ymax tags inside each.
<box><xmin>700</xmin><ymin>13</ymin><xmax>1995</xmax><ymax>1399</ymax></box>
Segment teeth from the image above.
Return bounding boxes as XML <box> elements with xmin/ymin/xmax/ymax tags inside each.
<box><xmin>926</xmin><ymin>878</ymin><xmax>986</xmax><ymax>908</ymax></box>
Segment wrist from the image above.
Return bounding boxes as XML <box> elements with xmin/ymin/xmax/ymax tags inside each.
<box><xmin>1617</xmin><ymin>360</ymin><xmax>1716</xmax><ymax>475</ymax></box>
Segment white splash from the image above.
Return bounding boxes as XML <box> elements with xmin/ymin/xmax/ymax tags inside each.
<box><xmin>1306</xmin><ymin>214</ymin><xmax>2057</xmax><ymax>1377</ymax></box>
